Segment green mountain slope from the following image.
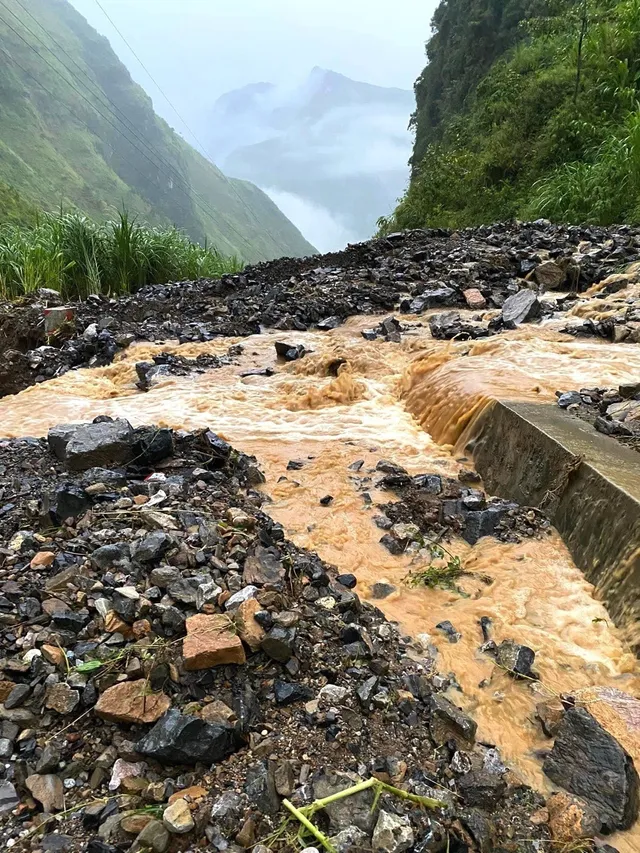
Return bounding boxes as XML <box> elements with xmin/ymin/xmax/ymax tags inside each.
<box><xmin>384</xmin><ymin>0</ymin><xmax>640</xmax><ymax>230</ymax></box>
<box><xmin>0</xmin><ymin>0</ymin><xmax>316</xmax><ymax>261</ymax></box>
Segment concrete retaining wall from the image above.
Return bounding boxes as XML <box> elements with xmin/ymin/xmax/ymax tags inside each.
<box><xmin>471</xmin><ymin>401</ymin><xmax>640</xmax><ymax>644</ymax></box>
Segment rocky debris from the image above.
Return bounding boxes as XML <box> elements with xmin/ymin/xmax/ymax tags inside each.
<box><xmin>162</xmin><ymin>798</ymin><xmax>194</xmax><ymax>834</ymax></box>
<box><xmin>429</xmin><ymin>311</ymin><xmax>491</xmax><ymax>340</ymax></box>
<box><xmin>375</xmin><ymin>466</ymin><xmax>548</xmax><ymax>557</ymax></box>
<box><xmin>25</xmin><ymin>774</ymin><xmax>64</xmax><ymax>812</ymax></box>
<box><xmin>136</xmin><ymin>709</ymin><xmax>240</xmax><ymax>766</ymax></box>
<box><xmin>546</xmin><ymin>790</ymin><xmax>601</xmax><ymax>843</ymax></box>
<box><xmin>5</xmin><ymin>221</ymin><xmax>640</xmax><ymax>397</ymax></box>
<box><xmin>543</xmin><ymin>706</ymin><xmax>640</xmax><ymax>831</ymax></box>
<box><xmin>556</xmin><ymin>384</ymin><xmax>640</xmax><ymax>452</ymax></box>
<box><xmin>362</xmin><ymin>316</ymin><xmax>404</xmax><ymax>342</ymax></box>
<box><xmin>371</xmin><ymin>810</ymin><xmax>414</xmax><ymax>852</ymax></box>
<box><xmin>0</xmin><ymin>423</ymin><xmax>560</xmax><ymax>850</ymax></box>
<box><xmin>135</xmin><ymin>350</ymin><xmax>232</xmax><ymax>391</ymax></box>
<box><xmin>463</xmin><ymin>287</ymin><xmax>487</xmax><ymax>309</ymax></box>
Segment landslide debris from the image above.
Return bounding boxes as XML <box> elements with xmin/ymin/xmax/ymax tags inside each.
<box><xmin>4</xmin><ymin>221</ymin><xmax>640</xmax><ymax>396</ymax></box>
<box><xmin>556</xmin><ymin>383</ymin><xmax>640</xmax><ymax>454</ymax></box>
<box><xmin>0</xmin><ymin>417</ymin><xmax>574</xmax><ymax>853</ymax></box>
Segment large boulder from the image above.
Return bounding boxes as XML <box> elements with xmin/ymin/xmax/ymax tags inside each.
<box><xmin>543</xmin><ymin>706</ymin><xmax>639</xmax><ymax>832</ymax></box>
<box><xmin>49</xmin><ymin>419</ymin><xmax>134</xmax><ymax>471</ymax></box>
<box><xmin>534</xmin><ymin>260</ymin><xmax>565</xmax><ymax>290</ymax></box>
<box><xmin>501</xmin><ymin>289</ymin><xmax>541</xmax><ymax>326</ymax></box>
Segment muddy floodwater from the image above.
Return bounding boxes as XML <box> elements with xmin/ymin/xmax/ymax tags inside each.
<box><xmin>2</xmin><ymin>301</ymin><xmax>640</xmax><ymax>850</ymax></box>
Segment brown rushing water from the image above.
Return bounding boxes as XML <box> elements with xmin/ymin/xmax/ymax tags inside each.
<box><xmin>2</xmin><ymin>304</ymin><xmax>640</xmax><ymax>849</ymax></box>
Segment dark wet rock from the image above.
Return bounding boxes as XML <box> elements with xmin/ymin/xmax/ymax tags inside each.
<box><xmin>54</xmin><ymin>483</ymin><xmax>92</xmax><ymax>521</ymax></box>
<box><xmin>435</xmin><ymin>620</ymin><xmax>461</xmax><ymax>643</ymax></box>
<box><xmin>429</xmin><ymin>311</ymin><xmax>490</xmax><ymax>341</ymax></box>
<box><xmin>557</xmin><ymin>391</ymin><xmax>583</xmax><ymax>408</ymax></box>
<box><xmin>273</xmin><ymin>680</ymin><xmax>314</xmax><ymax>705</ymax></box>
<box><xmin>244</xmin><ymin>545</ymin><xmax>285</xmax><ymax>585</ymax></box>
<box><xmin>543</xmin><ymin>707</ymin><xmax>640</xmax><ymax>831</ymax></box>
<box><xmin>49</xmin><ymin>419</ymin><xmax>134</xmax><ymax>471</ymax></box>
<box><xmin>275</xmin><ymin>341</ymin><xmax>307</xmax><ymax>361</ymax></box>
<box><xmin>4</xmin><ymin>683</ymin><xmax>30</xmax><ymax>709</ymax></box>
<box><xmin>245</xmin><ymin>761</ymin><xmax>280</xmax><ymax>815</ymax></box>
<box><xmin>458</xmin><ymin>769</ymin><xmax>507</xmax><ymax>808</ymax></box>
<box><xmin>595</xmin><ymin>415</ymin><xmax>633</xmax><ymax>437</ymax></box>
<box><xmin>135</xmin><ymin>709</ymin><xmax>240</xmax><ymax>766</ymax></box>
<box><xmin>131</xmin><ymin>531</ymin><xmax>173</xmax><ymax>563</ymax></box>
<box><xmin>90</xmin><ymin>542</ymin><xmax>131</xmax><ymax>571</ymax></box>
<box><xmin>371</xmin><ymin>582</ymin><xmax>396</xmax><ymax>599</ymax></box>
<box><xmin>494</xmin><ymin>639</ymin><xmax>536</xmax><ymax>678</ymax></box>
<box><xmin>406</xmin><ymin>286</ymin><xmax>457</xmax><ymax>313</ymax></box>
<box><xmin>356</xmin><ymin>676</ymin><xmax>379</xmax><ymax>710</ymax></box>
<box><xmin>261</xmin><ymin>626</ymin><xmax>295</xmax><ymax>662</ymax></box>
<box><xmin>313</xmin><ymin>769</ymin><xmax>376</xmax><ymax>833</ymax></box>
<box><xmin>0</xmin><ymin>780</ymin><xmax>19</xmax><ymax>814</ymax></box>
<box><xmin>429</xmin><ymin>694</ymin><xmax>477</xmax><ymax>745</ymax></box>
<box><xmin>336</xmin><ymin>573</ymin><xmax>357</xmax><ymax>589</ymax></box>
<box><xmin>379</xmin><ymin>533</ymin><xmax>405</xmax><ymax>555</ymax></box>
<box><xmin>501</xmin><ymin>289</ymin><xmax>541</xmax><ymax>326</ymax></box>
<box><xmin>41</xmin><ymin>834</ymin><xmax>74</xmax><ymax>852</ymax></box>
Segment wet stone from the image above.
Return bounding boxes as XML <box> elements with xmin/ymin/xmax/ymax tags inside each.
<box><xmin>371</xmin><ymin>582</ymin><xmax>396</xmax><ymax>599</ymax></box>
<box><xmin>45</xmin><ymin>683</ymin><xmax>80</xmax><ymax>715</ymax></box>
<box><xmin>26</xmin><ymin>773</ymin><xmax>65</xmax><ymax>812</ymax></box>
<box><xmin>501</xmin><ymin>289</ymin><xmax>541</xmax><ymax>326</ymax></box>
<box><xmin>543</xmin><ymin>706</ymin><xmax>640</xmax><ymax>832</ymax></box>
<box><xmin>435</xmin><ymin>620</ymin><xmax>461</xmax><ymax>643</ymax></box>
<box><xmin>429</xmin><ymin>694</ymin><xmax>477</xmax><ymax>745</ymax></box>
<box><xmin>261</xmin><ymin>626</ymin><xmax>296</xmax><ymax>662</ymax></box>
<box><xmin>0</xmin><ymin>780</ymin><xmax>19</xmax><ymax>814</ymax></box>
<box><xmin>133</xmin><ymin>819</ymin><xmax>169</xmax><ymax>853</ymax></box>
<box><xmin>495</xmin><ymin>639</ymin><xmax>535</xmax><ymax>678</ymax></box>
<box><xmin>245</xmin><ymin>761</ymin><xmax>280</xmax><ymax>815</ymax></box>
<box><xmin>4</xmin><ymin>683</ymin><xmax>30</xmax><ymax>709</ymax></box>
<box><xmin>136</xmin><ymin>709</ymin><xmax>240</xmax><ymax>766</ymax></box>
<box><xmin>372</xmin><ymin>810</ymin><xmax>414</xmax><ymax>853</ymax></box>
<box><xmin>274</xmin><ymin>680</ymin><xmax>314</xmax><ymax>705</ymax></box>
<box><xmin>313</xmin><ymin>769</ymin><xmax>375</xmax><ymax>833</ymax></box>
<box><xmin>183</xmin><ymin>613</ymin><xmax>246</xmax><ymax>670</ymax></box>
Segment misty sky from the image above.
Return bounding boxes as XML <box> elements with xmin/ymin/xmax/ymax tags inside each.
<box><xmin>69</xmin><ymin>0</ymin><xmax>436</xmax><ymax>139</ymax></box>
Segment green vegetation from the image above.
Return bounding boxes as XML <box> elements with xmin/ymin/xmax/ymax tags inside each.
<box><xmin>0</xmin><ymin>0</ymin><xmax>315</xmax><ymax>261</ymax></box>
<box><xmin>0</xmin><ymin>211</ymin><xmax>242</xmax><ymax>300</ymax></box>
<box><xmin>402</xmin><ymin>543</ymin><xmax>465</xmax><ymax>591</ymax></box>
<box><xmin>382</xmin><ymin>0</ymin><xmax>640</xmax><ymax>231</ymax></box>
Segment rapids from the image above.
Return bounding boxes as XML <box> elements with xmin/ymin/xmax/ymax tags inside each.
<box><xmin>1</xmin><ymin>304</ymin><xmax>640</xmax><ymax>849</ymax></box>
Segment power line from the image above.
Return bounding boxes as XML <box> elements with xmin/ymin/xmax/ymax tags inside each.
<box><xmin>3</xmin><ymin>0</ymin><xmax>255</xmax><ymax>255</ymax></box>
<box><xmin>93</xmin><ymin>0</ymin><xmax>206</xmax><ymax>158</ymax></box>
<box><xmin>0</xmin><ymin>43</ymin><xmax>205</xmax><ymax>234</ymax></box>
<box><xmin>0</xmin><ymin>0</ymin><xmax>257</xmax><ymax>256</ymax></box>
<box><xmin>89</xmin><ymin>0</ymin><xmax>285</xmax><ymax>244</ymax></box>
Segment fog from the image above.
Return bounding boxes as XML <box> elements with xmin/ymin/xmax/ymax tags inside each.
<box><xmin>69</xmin><ymin>0</ymin><xmax>438</xmax><ymax>250</ymax></box>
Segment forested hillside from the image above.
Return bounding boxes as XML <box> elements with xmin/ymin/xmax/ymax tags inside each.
<box><xmin>0</xmin><ymin>0</ymin><xmax>315</xmax><ymax>261</ymax></box>
<box><xmin>383</xmin><ymin>0</ymin><xmax>640</xmax><ymax>230</ymax></box>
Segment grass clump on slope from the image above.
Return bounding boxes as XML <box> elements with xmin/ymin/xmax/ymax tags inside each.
<box><xmin>0</xmin><ymin>210</ymin><xmax>242</xmax><ymax>301</ymax></box>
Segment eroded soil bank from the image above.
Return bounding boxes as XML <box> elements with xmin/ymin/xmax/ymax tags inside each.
<box><xmin>1</xmin><ymin>223</ymin><xmax>640</xmax><ymax>853</ymax></box>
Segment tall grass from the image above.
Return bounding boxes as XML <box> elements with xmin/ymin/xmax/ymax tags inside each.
<box><xmin>0</xmin><ymin>211</ymin><xmax>243</xmax><ymax>301</ymax></box>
